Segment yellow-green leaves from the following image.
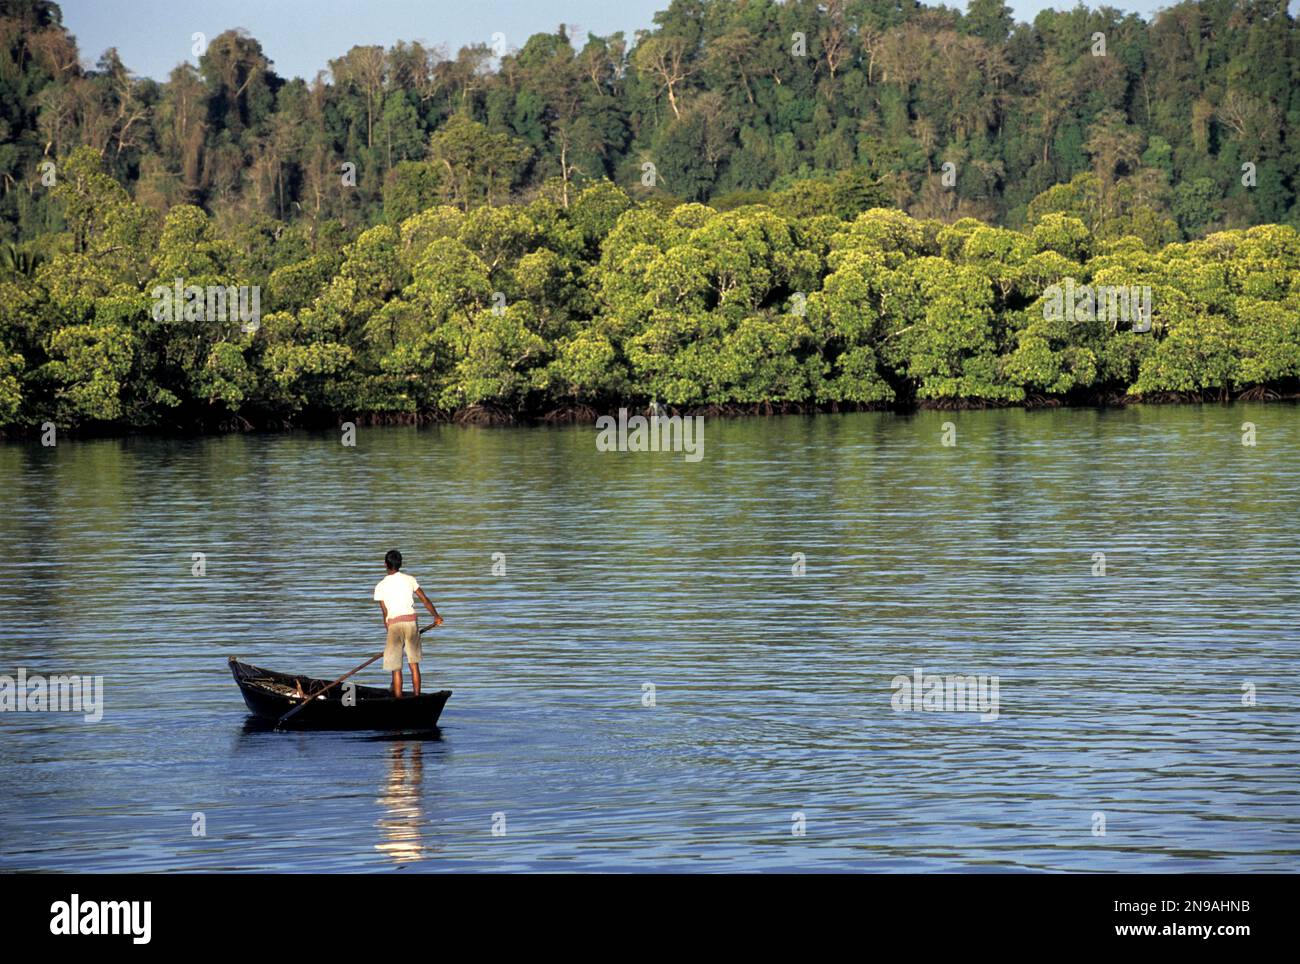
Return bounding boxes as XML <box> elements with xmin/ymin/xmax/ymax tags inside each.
<box><xmin>43</xmin><ymin>324</ymin><xmax>136</xmax><ymax>423</ymax></box>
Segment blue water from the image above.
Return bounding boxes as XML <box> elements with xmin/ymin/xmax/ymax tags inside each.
<box><xmin>0</xmin><ymin>404</ymin><xmax>1297</xmax><ymax>870</ymax></box>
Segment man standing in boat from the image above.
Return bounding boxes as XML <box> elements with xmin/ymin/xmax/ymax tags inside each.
<box><xmin>374</xmin><ymin>549</ymin><xmax>442</xmax><ymax>697</ymax></box>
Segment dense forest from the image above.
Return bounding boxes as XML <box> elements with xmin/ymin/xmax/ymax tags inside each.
<box><xmin>0</xmin><ymin>0</ymin><xmax>1297</xmax><ymax>432</ymax></box>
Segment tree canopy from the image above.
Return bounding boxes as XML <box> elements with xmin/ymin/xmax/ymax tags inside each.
<box><xmin>2</xmin><ymin>0</ymin><xmax>1297</xmax><ymax>239</ymax></box>
<box><xmin>1</xmin><ymin>0</ymin><xmax>1297</xmax><ymax>433</ymax></box>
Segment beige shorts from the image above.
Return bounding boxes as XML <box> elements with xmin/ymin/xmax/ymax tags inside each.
<box><xmin>383</xmin><ymin>621</ymin><xmax>422</xmax><ymax>671</ymax></box>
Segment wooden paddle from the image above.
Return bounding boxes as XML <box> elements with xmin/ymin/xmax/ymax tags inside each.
<box><xmin>274</xmin><ymin>619</ymin><xmax>441</xmax><ymax>729</ymax></box>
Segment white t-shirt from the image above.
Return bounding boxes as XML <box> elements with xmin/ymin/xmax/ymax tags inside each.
<box><xmin>374</xmin><ymin>572</ymin><xmax>420</xmax><ymax>619</ymax></box>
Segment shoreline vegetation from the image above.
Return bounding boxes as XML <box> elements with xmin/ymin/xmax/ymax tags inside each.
<box><xmin>2</xmin><ymin>2</ymin><xmax>1298</xmax><ymax>439</ymax></box>
<box><xmin>3</xmin><ymin>161</ymin><xmax>1297</xmax><ymax>440</ymax></box>
<box><xmin>4</xmin><ymin>389</ymin><xmax>1299</xmax><ymax>441</ymax></box>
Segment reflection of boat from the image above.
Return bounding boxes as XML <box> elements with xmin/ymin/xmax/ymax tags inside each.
<box><xmin>376</xmin><ymin>742</ymin><xmax>425</xmax><ymax>864</ymax></box>
<box><xmin>228</xmin><ymin>657</ymin><xmax>451</xmax><ymax>731</ymax></box>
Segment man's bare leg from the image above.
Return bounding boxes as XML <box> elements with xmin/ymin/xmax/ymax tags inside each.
<box><xmin>410</xmin><ymin>663</ymin><xmax>421</xmax><ymax>696</ymax></box>
<box><xmin>391</xmin><ymin>669</ymin><xmax>403</xmax><ymax>697</ymax></box>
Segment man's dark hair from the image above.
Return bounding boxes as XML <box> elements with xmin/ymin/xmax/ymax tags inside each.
<box><xmin>385</xmin><ymin>549</ymin><xmax>402</xmax><ymax>571</ymax></box>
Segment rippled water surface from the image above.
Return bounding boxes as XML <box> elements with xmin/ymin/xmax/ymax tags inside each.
<box><xmin>1</xmin><ymin>404</ymin><xmax>1298</xmax><ymax>872</ymax></box>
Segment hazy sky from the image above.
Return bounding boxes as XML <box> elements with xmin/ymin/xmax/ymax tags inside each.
<box><xmin>57</xmin><ymin>0</ymin><xmax>1290</xmax><ymax>82</ymax></box>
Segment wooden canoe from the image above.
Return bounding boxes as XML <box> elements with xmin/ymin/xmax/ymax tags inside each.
<box><xmin>228</xmin><ymin>657</ymin><xmax>451</xmax><ymax>731</ymax></box>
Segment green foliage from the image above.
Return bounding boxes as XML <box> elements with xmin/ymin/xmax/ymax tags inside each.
<box><xmin>42</xmin><ymin>323</ymin><xmax>136</xmax><ymax>423</ymax></box>
<box><xmin>0</xmin><ymin>346</ymin><xmax>23</xmax><ymax>423</ymax></box>
<box><xmin>48</xmin><ymin>1</ymin><xmax>1270</xmax><ymax>431</ymax></box>
<box><xmin>1</xmin><ymin>0</ymin><xmax>1296</xmax><ymax>246</ymax></box>
<box><xmin>427</xmin><ymin>114</ymin><xmax>532</xmax><ymax>211</ymax></box>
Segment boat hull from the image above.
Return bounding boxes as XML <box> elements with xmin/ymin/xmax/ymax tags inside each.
<box><xmin>228</xmin><ymin>657</ymin><xmax>451</xmax><ymax>731</ymax></box>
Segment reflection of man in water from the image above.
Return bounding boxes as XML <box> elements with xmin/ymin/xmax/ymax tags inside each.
<box><xmin>376</xmin><ymin>742</ymin><xmax>425</xmax><ymax>864</ymax></box>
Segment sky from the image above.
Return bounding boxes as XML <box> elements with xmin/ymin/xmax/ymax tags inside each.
<box><xmin>56</xmin><ymin>0</ymin><xmax>1289</xmax><ymax>82</ymax></box>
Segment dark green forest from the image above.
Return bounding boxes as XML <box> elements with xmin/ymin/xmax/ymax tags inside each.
<box><xmin>1</xmin><ymin>0</ymin><xmax>1297</xmax><ymax>432</ymax></box>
